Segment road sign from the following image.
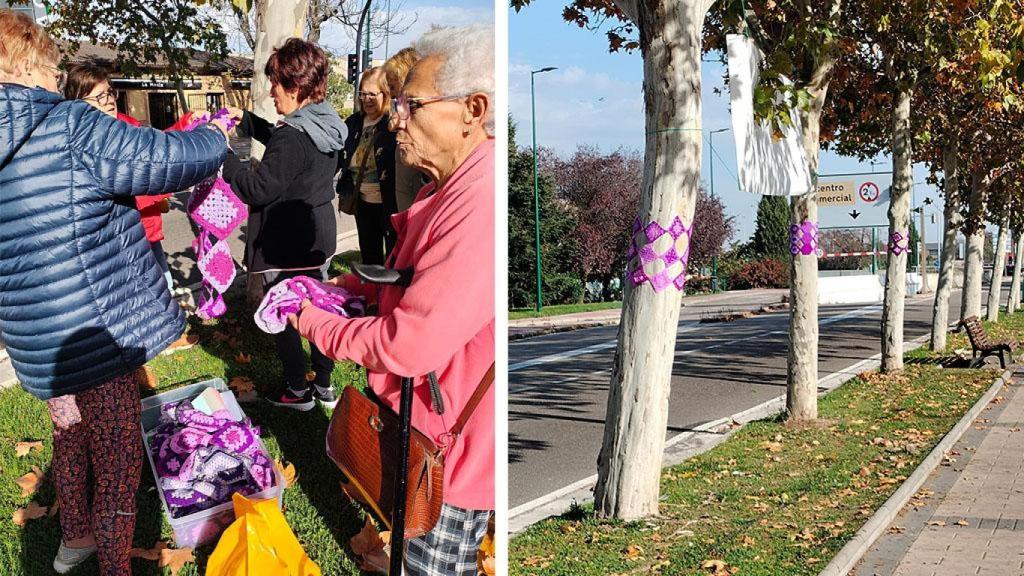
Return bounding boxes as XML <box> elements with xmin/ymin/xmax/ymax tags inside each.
<box><xmin>817</xmin><ymin>172</ymin><xmax>892</xmax><ymax>228</ymax></box>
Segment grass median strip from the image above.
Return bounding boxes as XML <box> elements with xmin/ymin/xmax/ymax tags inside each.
<box><xmin>509</xmin><ymin>301</ymin><xmax>622</xmax><ymax>320</ymax></box>
<box><xmin>511</xmin><ymin>362</ymin><xmax>1001</xmax><ymax>576</ymax></box>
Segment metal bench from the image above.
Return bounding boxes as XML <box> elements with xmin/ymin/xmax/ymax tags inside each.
<box><xmin>961</xmin><ymin>316</ymin><xmax>1015</xmax><ymax>368</ymax></box>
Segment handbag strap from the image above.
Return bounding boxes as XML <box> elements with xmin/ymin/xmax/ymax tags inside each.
<box><xmin>448</xmin><ymin>363</ymin><xmax>495</xmax><ymax>438</ymax></box>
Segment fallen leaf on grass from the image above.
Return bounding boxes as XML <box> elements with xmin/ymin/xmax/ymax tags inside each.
<box><xmin>305</xmin><ymin>371</ymin><xmax>317</xmax><ymax>382</ymax></box>
<box><xmin>168</xmin><ymin>334</ymin><xmax>199</xmax><ymax>350</ymax></box>
<box><xmin>701</xmin><ymin>559</ymin><xmax>737</xmax><ymax>575</ymax></box>
<box><xmin>160</xmin><ymin>546</ymin><xmax>194</xmax><ymax>576</ymax></box>
<box><xmin>478</xmin><ymin>515</ymin><xmax>495</xmax><ymax>575</ymax></box>
<box><xmin>234</xmin><ymin>352</ymin><xmax>252</xmax><ymax>365</ymax></box>
<box><xmin>15</xmin><ymin>466</ymin><xmax>44</xmax><ymax>497</ymax></box>
<box><xmin>12</xmin><ymin>502</ymin><xmax>48</xmax><ymax>526</ymax></box>
<box><xmin>275</xmin><ymin>459</ymin><xmax>297</xmax><ymax>488</ymax></box>
<box><xmin>522</xmin><ymin>555</ymin><xmax>555</xmax><ymax>569</ymax></box>
<box><xmin>622</xmin><ymin>544</ymin><xmax>643</xmax><ymax>559</ymax></box>
<box><xmin>136</xmin><ymin>366</ymin><xmax>158</xmax><ymax>390</ymax></box>
<box><xmin>14</xmin><ymin>441</ymin><xmax>43</xmax><ymax>457</ymax></box>
<box><xmin>761</xmin><ymin>441</ymin><xmax>783</xmax><ymax>453</ymax></box>
<box><xmin>227</xmin><ymin>377</ymin><xmax>256</xmax><ymax>403</ymax></box>
<box><xmin>350</xmin><ymin>518</ymin><xmax>389</xmax><ymax>574</ymax></box>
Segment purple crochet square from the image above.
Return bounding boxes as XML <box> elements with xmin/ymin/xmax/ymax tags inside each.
<box><xmin>626</xmin><ymin>215</ymin><xmax>694</xmax><ymax>293</ymax></box>
<box><xmin>673</xmin><ymin>273</ymin><xmax>687</xmax><ymax>290</ymax></box>
<box><xmin>667</xmin><ymin>217</ymin><xmax>688</xmax><ymax>239</ymax></box>
<box><xmin>649</xmin><ymin>270</ymin><xmax>671</xmax><ymax>293</ymax></box>
<box><xmin>197</xmin><ymin>242</ymin><xmax>236</xmax><ymax>293</ymax></box>
<box><xmin>644</xmin><ymin>221</ymin><xmax>665</xmax><ymax>244</ymax></box>
<box><xmin>790</xmin><ymin>221</ymin><xmax>819</xmax><ymax>257</ymax></box>
<box><xmin>888</xmin><ymin>231</ymin><xmax>909</xmax><ymax>255</ymax></box>
<box><xmin>189</xmin><ymin>180</ymin><xmax>247</xmax><ymax>241</ymax></box>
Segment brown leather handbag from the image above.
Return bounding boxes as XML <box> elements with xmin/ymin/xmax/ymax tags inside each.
<box><xmin>326</xmin><ymin>364</ymin><xmax>495</xmax><ymax>538</ymax></box>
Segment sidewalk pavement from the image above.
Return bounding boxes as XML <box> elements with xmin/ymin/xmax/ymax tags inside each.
<box><xmin>509</xmin><ymin>288</ymin><xmax>789</xmax><ymax>339</ymax></box>
<box><xmin>855</xmin><ymin>371</ymin><xmax>1024</xmax><ymax>576</ymax></box>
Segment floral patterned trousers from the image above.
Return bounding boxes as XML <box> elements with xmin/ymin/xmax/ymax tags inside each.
<box><xmin>47</xmin><ymin>372</ymin><xmax>143</xmax><ymax>576</ymax></box>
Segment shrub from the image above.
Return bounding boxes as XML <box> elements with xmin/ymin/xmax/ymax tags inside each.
<box><xmin>731</xmin><ymin>258</ymin><xmax>790</xmax><ymax>289</ymax></box>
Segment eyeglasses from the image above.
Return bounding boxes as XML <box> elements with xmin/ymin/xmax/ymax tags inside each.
<box><xmin>358</xmin><ymin>90</ymin><xmax>384</xmax><ymax>99</ymax></box>
<box><xmin>390</xmin><ymin>93</ymin><xmax>472</xmax><ymax>122</ymax></box>
<box><xmin>83</xmin><ymin>88</ymin><xmax>119</xmax><ymax>106</ymax></box>
<box><xmin>40</xmin><ymin>64</ymin><xmax>66</xmax><ymax>91</ymax></box>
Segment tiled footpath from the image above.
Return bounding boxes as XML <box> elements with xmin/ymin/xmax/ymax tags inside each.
<box><xmin>854</xmin><ymin>371</ymin><xmax>1024</xmax><ymax>576</ymax></box>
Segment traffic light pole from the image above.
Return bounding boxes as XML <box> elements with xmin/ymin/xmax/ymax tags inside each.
<box><xmin>352</xmin><ymin>0</ymin><xmax>373</xmax><ymax>110</ymax></box>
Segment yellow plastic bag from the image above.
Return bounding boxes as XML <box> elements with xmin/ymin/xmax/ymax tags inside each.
<box><xmin>206</xmin><ymin>493</ymin><xmax>321</xmax><ymax>576</ymax></box>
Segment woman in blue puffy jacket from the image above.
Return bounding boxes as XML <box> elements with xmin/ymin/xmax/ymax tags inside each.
<box><xmin>0</xmin><ymin>10</ymin><xmax>232</xmax><ymax>575</ymax></box>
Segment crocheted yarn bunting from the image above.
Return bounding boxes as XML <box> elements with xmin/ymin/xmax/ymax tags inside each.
<box><xmin>626</xmin><ymin>215</ymin><xmax>693</xmax><ymax>293</ymax></box>
<box><xmin>197</xmin><ymin>240</ymin><xmax>236</xmax><ymax>294</ymax></box>
<box><xmin>789</xmin><ymin>220</ymin><xmax>821</xmax><ymax>257</ymax></box>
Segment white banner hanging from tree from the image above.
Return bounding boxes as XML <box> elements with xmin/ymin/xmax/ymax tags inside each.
<box><xmin>726</xmin><ymin>34</ymin><xmax>812</xmax><ymax>197</ymax></box>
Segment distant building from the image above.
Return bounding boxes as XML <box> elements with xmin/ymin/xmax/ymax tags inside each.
<box><xmin>69</xmin><ymin>42</ymin><xmax>253</xmax><ymax>129</ymax></box>
<box><xmin>0</xmin><ymin>0</ymin><xmax>46</xmax><ymax>22</ymax></box>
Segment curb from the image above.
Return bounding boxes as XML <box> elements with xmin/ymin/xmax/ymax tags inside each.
<box><xmin>509</xmin><ymin>332</ymin><xmax>934</xmax><ymax>534</ymax></box>
<box><xmin>816</xmin><ymin>367</ymin><xmax>1013</xmax><ymax>576</ymax></box>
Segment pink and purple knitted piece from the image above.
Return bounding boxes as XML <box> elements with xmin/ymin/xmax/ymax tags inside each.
<box><xmin>790</xmin><ymin>221</ymin><xmax>821</xmax><ymax>257</ymax></box>
<box><xmin>184</xmin><ymin>109</ymin><xmax>245</xmax><ymax>320</ymax></box>
<box><xmin>626</xmin><ymin>216</ymin><xmax>693</xmax><ymax>293</ymax></box>
<box><xmin>888</xmin><ymin>231</ymin><xmax>910</xmax><ymax>255</ymax></box>
<box><xmin>255</xmin><ymin>276</ymin><xmax>366</xmax><ymax>334</ymax></box>
<box><xmin>149</xmin><ymin>399</ymin><xmax>273</xmax><ymax>517</ymax></box>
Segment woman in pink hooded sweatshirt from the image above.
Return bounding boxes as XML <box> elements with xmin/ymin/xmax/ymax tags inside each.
<box><xmin>291</xmin><ymin>25</ymin><xmax>494</xmax><ymax>576</ymax></box>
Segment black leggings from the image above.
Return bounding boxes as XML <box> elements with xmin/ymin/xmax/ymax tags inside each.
<box><xmin>261</xmin><ymin>266</ymin><xmax>334</xmax><ymax>389</ymax></box>
<box><xmin>355</xmin><ymin>200</ymin><xmax>396</xmax><ymax>266</ymax></box>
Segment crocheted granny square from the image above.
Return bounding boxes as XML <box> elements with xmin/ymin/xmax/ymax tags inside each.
<box><xmin>189</xmin><ymin>180</ymin><xmax>247</xmax><ymax>241</ymax></box>
<box><xmin>197</xmin><ymin>241</ymin><xmax>236</xmax><ymax>293</ymax></box>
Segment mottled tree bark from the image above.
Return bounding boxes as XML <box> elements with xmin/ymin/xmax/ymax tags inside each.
<box><xmin>595</xmin><ymin>0</ymin><xmax>710</xmax><ymax>520</ymax></box>
<box><xmin>930</xmin><ymin>144</ymin><xmax>961</xmax><ymax>351</ymax></box>
<box><xmin>987</xmin><ymin>219</ymin><xmax>1009</xmax><ymax>321</ymax></box>
<box><xmin>1008</xmin><ymin>231</ymin><xmax>1023</xmax><ymax>315</ymax></box>
<box><xmin>251</xmin><ymin>0</ymin><xmax>309</xmax><ymax>160</ymax></box>
<box><xmin>961</xmin><ymin>171</ymin><xmax>987</xmax><ymax>322</ymax></box>
<box><xmin>881</xmin><ymin>86</ymin><xmax>913</xmax><ymax>372</ymax></box>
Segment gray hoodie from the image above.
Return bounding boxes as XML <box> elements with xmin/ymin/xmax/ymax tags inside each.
<box><xmin>281</xmin><ymin>101</ymin><xmax>347</xmax><ymax>154</ymax></box>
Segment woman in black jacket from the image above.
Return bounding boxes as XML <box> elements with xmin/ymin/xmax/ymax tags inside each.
<box><xmin>338</xmin><ymin>67</ymin><xmax>399</xmax><ymax>265</ymax></box>
<box><xmin>222</xmin><ymin>38</ymin><xmax>347</xmax><ymax>411</ymax></box>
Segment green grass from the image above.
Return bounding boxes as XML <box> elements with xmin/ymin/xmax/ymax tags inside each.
<box><xmin>0</xmin><ymin>287</ymin><xmax>372</xmax><ymax>575</ymax></box>
<box><xmin>511</xmin><ymin>337</ymin><xmax>1012</xmax><ymax>574</ymax></box>
<box><xmin>509</xmin><ymin>301</ymin><xmax>622</xmax><ymax>320</ymax></box>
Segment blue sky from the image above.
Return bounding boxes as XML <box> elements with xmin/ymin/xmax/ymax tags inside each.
<box><xmin>509</xmin><ymin>2</ymin><xmax>947</xmax><ymax>245</ymax></box>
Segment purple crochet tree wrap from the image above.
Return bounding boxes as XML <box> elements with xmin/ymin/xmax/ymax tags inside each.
<box><xmin>184</xmin><ymin>109</ymin><xmax>245</xmax><ymax>320</ymax></box>
<box><xmin>790</xmin><ymin>220</ymin><xmax>820</xmax><ymax>257</ymax></box>
<box><xmin>888</xmin><ymin>231</ymin><xmax>909</xmax><ymax>255</ymax></box>
<box><xmin>626</xmin><ymin>215</ymin><xmax>693</xmax><ymax>293</ymax></box>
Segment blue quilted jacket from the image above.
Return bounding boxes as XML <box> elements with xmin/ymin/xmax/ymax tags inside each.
<box><xmin>0</xmin><ymin>84</ymin><xmax>227</xmax><ymax>400</ymax></box>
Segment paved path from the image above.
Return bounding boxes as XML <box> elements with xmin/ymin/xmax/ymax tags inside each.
<box><xmin>855</xmin><ymin>372</ymin><xmax>1024</xmax><ymax>576</ymax></box>
<box><xmin>509</xmin><ymin>287</ymin><xmax>988</xmax><ymax>510</ymax></box>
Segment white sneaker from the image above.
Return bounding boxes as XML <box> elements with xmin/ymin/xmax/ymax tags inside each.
<box><xmin>53</xmin><ymin>541</ymin><xmax>96</xmax><ymax>574</ymax></box>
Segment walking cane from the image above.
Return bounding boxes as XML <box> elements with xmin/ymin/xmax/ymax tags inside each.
<box><xmin>350</xmin><ymin>263</ymin><xmax>416</xmax><ymax>575</ymax></box>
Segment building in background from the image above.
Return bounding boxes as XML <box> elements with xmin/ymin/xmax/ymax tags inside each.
<box><xmin>71</xmin><ymin>43</ymin><xmax>253</xmax><ymax>129</ymax></box>
<box><xmin>0</xmin><ymin>0</ymin><xmax>46</xmax><ymax>22</ymax></box>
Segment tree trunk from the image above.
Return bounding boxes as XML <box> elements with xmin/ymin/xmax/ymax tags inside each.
<box><xmin>930</xmin><ymin>143</ymin><xmax>961</xmax><ymax>351</ymax></box>
<box><xmin>880</xmin><ymin>85</ymin><xmax>913</xmax><ymax>372</ymax></box>
<box><xmin>251</xmin><ymin>0</ymin><xmax>309</xmax><ymax>160</ymax></box>
<box><xmin>961</xmin><ymin>171</ymin><xmax>987</xmax><ymax>321</ymax></box>
<box><xmin>1008</xmin><ymin>230</ymin><xmax>1023</xmax><ymax>315</ymax></box>
<box><xmin>986</xmin><ymin>218</ymin><xmax>1009</xmax><ymax>321</ymax></box>
<box><xmin>594</xmin><ymin>0</ymin><xmax>708</xmax><ymax>520</ymax></box>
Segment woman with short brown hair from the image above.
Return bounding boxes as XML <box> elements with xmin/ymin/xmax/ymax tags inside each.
<box><xmin>221</xmin><ymin>37</ymin><xmax>348</xmax><ymax>411</ymax></box>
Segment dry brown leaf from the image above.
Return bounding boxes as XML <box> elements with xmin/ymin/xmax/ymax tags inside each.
<box><xmin>276</xmin><ymin>460</ymin><xmax>297</xmax><ymax>488</ymax></box>
<box><xmin>15</xmin><ymin>466</ymin><xmax>44</xmax><ymax>497</ymax></box>
<box><xmin>159</xmin><ymin>546</ymin><xmax>194</xmax><ymax>576</ymax></box>
<box><xmin>761</xmin><ymin>441</ymin><xmax>783</xmax><ymax>453</ymax></box>
<box><xmin>14</xmin><ymin>441</ymin><xmax>43</xmax><ymax>458</ymax></box>
<box><xmin>227</xmin><ymin>376</ymin><xmax>255</xmax><ymax>394</ymax></box>
<box><xmin>350</xmin><ymin>518</ymin><xmax>386</xmax><ymax>556</ymax></box>
<box><xmin>701</xmin><ymin>559</ymin><xmax>733</xmax><ymax>575</ymax></box>
<box><xmin>623</xmin><ymin>544</ymin><xmax>642</xmax><ymax>558</ymax></box>
<box><xmin>305</xmin><ymin>371</ymin><xmax>317</xmax><ymax>382</ymax></box>
<box><xmin>235</xmin><ymin>352</ymin><xmax>252</xmax><ymax>365</ymax></box>
<box><xmin>12</xmin><ymin>502</ymin><xmax>48</xmax><ymax>526</ymax></box>
<box><xmin>129</xmin><ymin>541</ymin><xmax>168</xmax><ymax>561</ymax></box>
<box><xmin>478</xmin><ymin>515</ymin><xmax>495</xmax><ymax>575</ymax></box>
<box><xmin>168</xmin><ymin>334</ymin><xmax>199</xmax><ymax>350</ymax></box>
<box><xmin>136</xmin><ymin>366</ymin><xmax>158</xmax><ymax>390</ymax></box>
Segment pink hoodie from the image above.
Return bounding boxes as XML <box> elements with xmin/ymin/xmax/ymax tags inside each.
<box><xmin>298</xmin><ymin>140</ymin><xmax>495</xmax><ymax>511</ymax></box>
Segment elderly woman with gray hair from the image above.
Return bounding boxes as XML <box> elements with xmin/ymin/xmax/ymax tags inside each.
<box><xmin>292</xmin><ymin>24</ymin><xmax>495</xmax><ymax>575</ymax></box>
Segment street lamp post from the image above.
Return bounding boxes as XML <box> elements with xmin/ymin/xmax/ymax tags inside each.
<box><xmin>531</xmin><ymin>66</ymin><xmax>556</xmax><ymax>312</ymax></box>
<box><xmin>708</xmin><ymin>128</ymin><xmax>729</xmax><ymax>293</ymax></box>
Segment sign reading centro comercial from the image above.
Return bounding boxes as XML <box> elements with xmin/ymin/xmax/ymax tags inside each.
<box><xmin>816</xmin><ymin>173</ymin><xmax>892</xmax><ymax>228</ymax></box>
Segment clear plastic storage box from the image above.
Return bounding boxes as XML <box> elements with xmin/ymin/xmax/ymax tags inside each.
<box><xmin>140</xmin><ymin>378</ymin><xmax>283</xmax><ymax>548</ymax></box>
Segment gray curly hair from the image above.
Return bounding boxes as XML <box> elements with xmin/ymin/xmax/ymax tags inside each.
<box><xmin>412</xmin><ymin>24</ymin><xmax>495</xmax><ymax>136</ymax></box>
